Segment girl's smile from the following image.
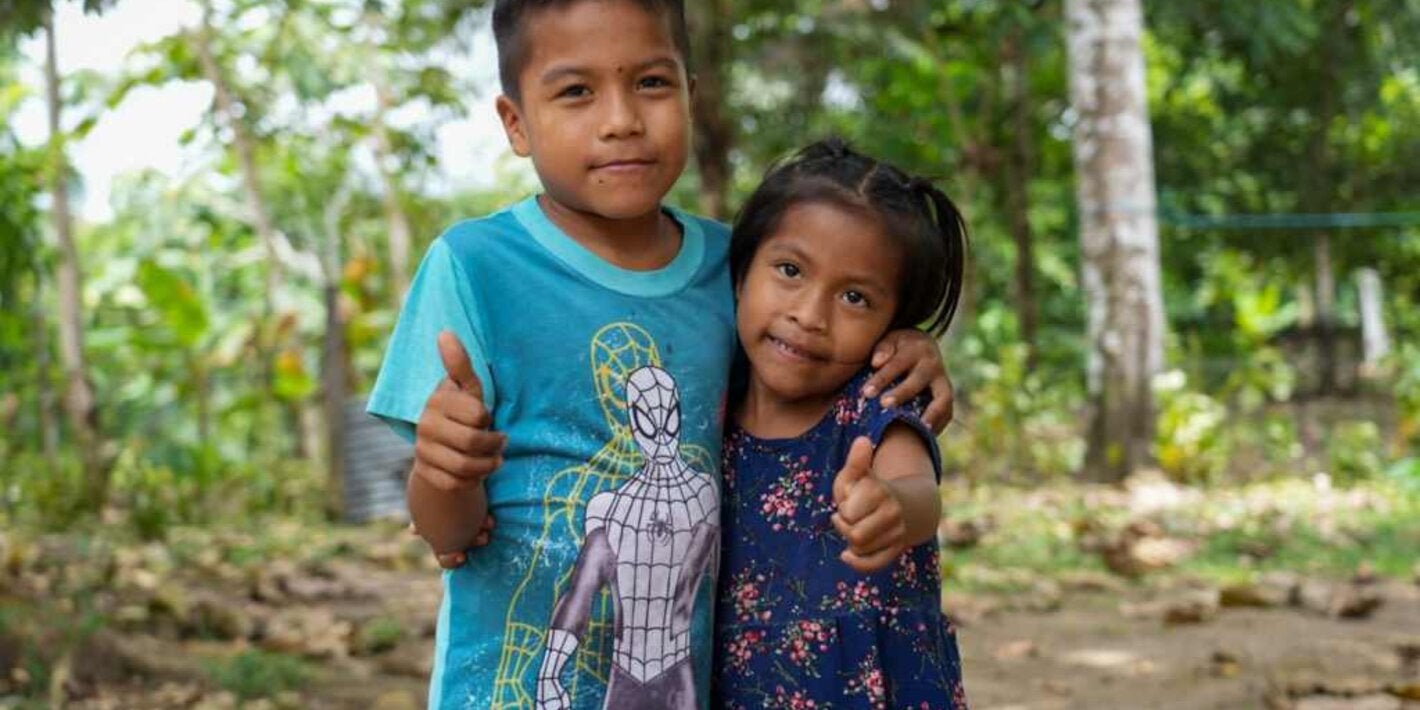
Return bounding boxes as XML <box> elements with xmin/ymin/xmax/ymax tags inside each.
<box><xmin>736</xmin><ymin>200</ymin><xmax>904</xmax><ymax>435</ymax></box>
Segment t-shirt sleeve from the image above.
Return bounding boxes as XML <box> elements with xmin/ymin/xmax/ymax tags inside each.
<box><xmin>366</xmin><ymin>237</ymin><xmax>495</xmax><ymax>443</ymax></box>
<box><xmin>863</xmin><ymin>392</ymin><xmax>944</xmax><ymax>483</ymax></box>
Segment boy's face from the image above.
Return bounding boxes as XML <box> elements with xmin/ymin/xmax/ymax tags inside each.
<box><xmin>497</xmin><ymin>0</ymin><xmax>692</xmax><ymax>222</ymax></box>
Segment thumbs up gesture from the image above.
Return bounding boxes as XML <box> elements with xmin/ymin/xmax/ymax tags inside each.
<box><xmin>413</xmin><ymin>331</ymin><xmax>508</xmax><ymax>493</ymax></box>
<box><xmin>831</xmin><ymin>437</ymin><xmax>908</xmax><ymax>573</ymax></box>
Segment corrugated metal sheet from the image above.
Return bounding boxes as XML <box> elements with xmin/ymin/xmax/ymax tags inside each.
<box><xmin>343</xmin><ymin>399</ymin><xmax>413</xmax><ymax>523</ymax></box>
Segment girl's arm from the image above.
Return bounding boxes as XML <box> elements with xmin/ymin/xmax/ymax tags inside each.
<box><xmin>831</xmin><ymin>429</ymin><xmax>941</xmax><ymax>573</ymax></box>
<box><xmin>863</xmin><ymin>330</ymin><xmax>954</xmax><ymax>433</ymax></box>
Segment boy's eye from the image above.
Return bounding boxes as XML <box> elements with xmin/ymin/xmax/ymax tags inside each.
<box><xmin>556</xmin><ymin>84</ymin><xmax>591</xmax><ymax>99</ymax></box>
<box><xmin>774</xmin><ymin>262</ymin><xmax>801</xmax><ymax>278</ymax></box>
<box><xmin>843</xmin><ymin>290</ymin><xmax>869</xmax><ymax>307</ymax></box>
<box><xmin>638</xmin><ymin>75</ymin><xmax>673</xmax><ymax>90</ymax></box>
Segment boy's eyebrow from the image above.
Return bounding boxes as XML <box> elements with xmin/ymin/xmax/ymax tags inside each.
<box><xmin>540</xmin><ymin>56</ymin><xmax>681</xmax><ymax>85</ymax></box>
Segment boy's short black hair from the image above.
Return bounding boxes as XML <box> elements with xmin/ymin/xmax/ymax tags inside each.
<box><xmin>493</xmin><ymin>0</ymin><xmax>692</xmax><ymax>102</ymax></box>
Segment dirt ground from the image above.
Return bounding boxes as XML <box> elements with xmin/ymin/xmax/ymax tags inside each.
<box><xmin>4</xmin><ymin>528</ymin><xmax>1418</xmax><ymax>709</ymax></box>
<box><xmin>956</xmin><ymin>581</ymin><xmax>1420</xmax><ymax>710</ymax></box>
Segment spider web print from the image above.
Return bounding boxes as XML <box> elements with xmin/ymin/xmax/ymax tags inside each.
<box><xmin>489</xmin><ymin>323</ymin><xmax>714</xmax><ymax>709</ymax></box>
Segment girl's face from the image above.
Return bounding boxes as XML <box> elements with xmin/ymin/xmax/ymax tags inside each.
<box><xmin>736</xmin><ymin>200</ymin><xmax>903</xmax><ymax>407</ymax></box>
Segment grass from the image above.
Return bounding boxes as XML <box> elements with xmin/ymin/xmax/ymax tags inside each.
<box><xmin>940</xmin><ymin>476</ymin><xmax>1420</xmax><ymax>593</ymax></box>
<box><xmin>204</xmin><ymin>649</ymin><xmax>310</xmax><ymax>700</ymax></box>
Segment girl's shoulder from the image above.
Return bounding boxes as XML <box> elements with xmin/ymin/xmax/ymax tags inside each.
<box><xmin>828</xmin><ymin>367</ymin><xmax>931</xmax><ymax>440</ymax></box>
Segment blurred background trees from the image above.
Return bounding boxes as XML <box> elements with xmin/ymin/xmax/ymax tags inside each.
<box><xmin>1</xmin><ymin>0</ymin><xmax>1418</xmax><ymax>531</ymax></box>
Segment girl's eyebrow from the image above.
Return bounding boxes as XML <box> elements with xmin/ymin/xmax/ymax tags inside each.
<box><xmin>766</xmin><ymin>238</ymin><xmax>894</xmax><ymax>295</ymax></box>
<box><xmin>762</xmin><ymin>239</ymin><xmax>816</xmax><ymax>264</ymax></box>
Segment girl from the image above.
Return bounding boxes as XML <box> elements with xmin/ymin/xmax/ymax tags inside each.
<box><xmin>714</xmin><ymin>139</ymin><xmax>969</xmax><ymax>709</ymax></box>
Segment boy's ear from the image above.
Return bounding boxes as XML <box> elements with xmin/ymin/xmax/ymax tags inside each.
<box><xmin>687</xmin><ymin>73</ymin><xmax>697</xmax><ymax>101</ymax></box>
<box><xmin>496</xmin><ymin>95</ymin><xmax>532</xmax><ymax>158</ymax></box>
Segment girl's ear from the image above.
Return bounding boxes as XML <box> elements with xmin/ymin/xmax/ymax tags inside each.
<box><xmin>496</xmin><ymin>95</ymin><xmax>531</xmax><ymax>157</ymax></box>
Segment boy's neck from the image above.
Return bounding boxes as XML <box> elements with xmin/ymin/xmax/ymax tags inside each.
<box><xmin>736</xmin><ymin>376</ymin><xmax>836</xmax><ymax>440</ymax></box>
<box><xmin>537</xmin><ymin>195</ymin><xmax>682</xmax><ymax>271</ymax></box>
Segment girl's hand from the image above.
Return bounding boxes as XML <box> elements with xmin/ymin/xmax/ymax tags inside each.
<box><xmin>863</xmin><ymin>329</ymin><xmax>954</xmax><ymax>433</ymax></box>
<box><xmin>830</xmin><ymin>437</ymin><xmax>908</xmax><ymax>573</ymax></box>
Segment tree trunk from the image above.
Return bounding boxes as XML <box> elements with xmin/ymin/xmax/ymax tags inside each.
<box><xmin>1307</xmin><ymin>1</ymin><xmax>1352</xmax><ymax>396</ymax></box>
<box><xmin>687</xmin><ymin>0</ymin><xmax>733</xmax><ymax>220</ymax></box>
<box><xmin>44</xmin><ymin>9</ymin><xmax>104</xmax><ymax>500</ymax></box>
<box><xmin>193</xmin><ymin>0</ymin><xmax>283</xmax><ymax>313</ymax></box>
<box><xmin>320</xmin><ymin>183</ymin><xmax>351</xmax><ymax>521</ymax></box>
<box><xmin>365</xmin><ymin>13</ymin><xmax>413</xmax><ymax>304</ymax></box>
<box><xmin>194</xmin><ymin>0</ymin><xmax>295</xmax><ymax>454</ymax></box>
<box><xmin>33</xmin><ymin>274</ymin><xmax>58</xmax><ymax>461</ymax></box>
<box><xmin>1002</xmin><ymin>25</ymin><xmax>1040</xmax><ymax>367</ymax></box>
<box><xmin>1356</xmin><ymin>268</ymin><xmax>1389</xmax><ymax>373</ymax></box>
<box><xmin>1066</xmin><ymin>0</ymin><xmax>1166</xmax><ymax>483</ymax></box>
<box><xmin>1314</xmin><ymin>231</ymin><xmax>1337</xmax><ymax>393</ymax></box>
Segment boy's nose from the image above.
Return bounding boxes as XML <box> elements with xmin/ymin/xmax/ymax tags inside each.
<box><xmin>600</xmin><ymin>90</ymin><xmax>645</xmax><ymax>139</ymax></box>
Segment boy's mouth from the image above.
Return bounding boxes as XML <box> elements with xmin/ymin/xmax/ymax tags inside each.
<box><xmin>590</xmin><ymin>158</ymin><xmax>657</xmax><ymax>173</ymax></box>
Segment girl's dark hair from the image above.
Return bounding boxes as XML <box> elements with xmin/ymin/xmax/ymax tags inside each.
<box><xmin>730</xmin><ymin>138</ymin><xmax>968</xmax><ymax>337</ymax></box>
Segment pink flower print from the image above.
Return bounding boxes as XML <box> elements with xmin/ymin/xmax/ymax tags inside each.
<box><xmin>729</xmin><ymin>571</ymin><xmax>775</xmax><ymax>623</ymax></box>
<box><xmin>721</xmin><ymin>628</ymin><xmax>768</xmax><ymax>673</ymax></box>
<box><xmin>822</xmin><ymin>579</ymin><xmax>884</xmax><ymax>613</ymax></box>
<box><xmin>834</xmin><ymin>392</ymin><xmax>865</xmax><ymax>425</ymax></box>
<box><xmin>769</xmin><ymin>686</ymin><xmax>820</xmax><ymax>710</ymax></box>
<box><xmin>843</xmin><ymin>652</ymin><xmax>888</xmax><ymax>709</ymax></box>
<box><xmin>892</xmin><ymin>551</ymin><xmax>922</xmax><ymax>588</ymax></box>
<box><xmin>758</xmin><ymin>457</ymin><xmax>819</xmax><ymax>532</ymax></box>
<box><xmin>777</xmin><ymin>619</ymin><xmax>836</xmax><ymax>668</ymax></box>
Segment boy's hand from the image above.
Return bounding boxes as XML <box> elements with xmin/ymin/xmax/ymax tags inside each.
<box><xmin>412</xmin><ymin>513</ymin><xmax>497</xmax><ymax>569</ymax></box>
<box><xmin>831</xmin><ymin>437</ymin><xmax>908</xmax><ymax>573</ymax></box>
<box><xmin>413</xmin><ymin>331</ymin><xmax>507</xmax><ymax>493</ymax></box>
<box><xmin>862</xmin><ymin>329</ymin><xmax>954</xmax><ymax>433</ymax></box>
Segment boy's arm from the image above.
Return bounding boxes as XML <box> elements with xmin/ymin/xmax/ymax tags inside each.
<box><xmin>862</xmin><ymin>329</ymin><xmax>954</xmax><ymax>433</ymax></box>
<box><xmin>408</xmin><ymin>332</ymin><xmax>506</xmax><ymax>560</ymax></box>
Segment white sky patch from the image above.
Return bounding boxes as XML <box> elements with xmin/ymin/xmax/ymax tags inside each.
<box><xmin>12</xmin><ymin>0</ymin><xmax>520</xmax><ymax>223</ymax></box>
<box><xmin>822</xmin><ymin>70</ymin><xmax>863</xmax><ymax>111</ymax></box>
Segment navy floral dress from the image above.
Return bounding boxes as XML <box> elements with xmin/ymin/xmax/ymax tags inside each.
<box><xmin>713</xmin><ymin>368</ymin><xmax>969</xmax><ymax>709</ymax></box>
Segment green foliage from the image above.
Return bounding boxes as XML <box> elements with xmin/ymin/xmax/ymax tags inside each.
<box><xmin>0</xmin><ymin>450</ymin><xmax>89</xmax><ymax>531</ymax></box>
<box><xmin>1154</xmin><ymin>370</ymin><xmax>1230</xmax><ymax>483</ymax></box>
<box><xmin>3</xmin><ymin>0</ymin><xmax>1417</xmax><ymax>526</ymax></box>
<box><xmin>355</xmin><ymin>615</ymin><xmax>407</xmax><ymax>655</ymax></box>
<box><xmin>1328</xmin><ymin>421</ymin><xmax>1387</xmax><ymax>484</ymax></box>
<box><xmin>943</xmin><ymin>337</ymin><xmax>1085</xmax><ymax>483</ymax></box>
<box><xmin>205</xmin><ymin>650</ymin><xmax>310</xmax><ymax>700</ymax></box>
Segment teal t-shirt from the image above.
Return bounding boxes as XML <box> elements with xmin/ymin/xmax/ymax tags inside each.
<box><xmin>368</xmin><ymin>196</ymin><xmax>735</xmax><ymax>710</ymax></box>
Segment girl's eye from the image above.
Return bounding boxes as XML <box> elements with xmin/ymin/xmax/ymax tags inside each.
<box><xmin>557</xmin><ymin>84</ymin><xmax>591</xmax><ymax>99</ymax></box>
<box><xmin>774</xmin><ymin>263</ymin><xmax>801</xmax><ymax>278</ymax></box>
<box><xmin>843</xmin><ymin>290</ymin><xmax>869</xmax><ymax>307</ymax></box>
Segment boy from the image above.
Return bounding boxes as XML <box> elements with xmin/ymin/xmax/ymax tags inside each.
<box><xmin>367</xmin><ymin>1</ymin><xmax>952</xmax><ymax>707</ymax></box>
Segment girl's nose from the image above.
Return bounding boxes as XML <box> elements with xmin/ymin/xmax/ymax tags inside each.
<box><xmin>786</xmin><ymin>291</ymin><xmax>829</xmax><ymax>332</ymax></box>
